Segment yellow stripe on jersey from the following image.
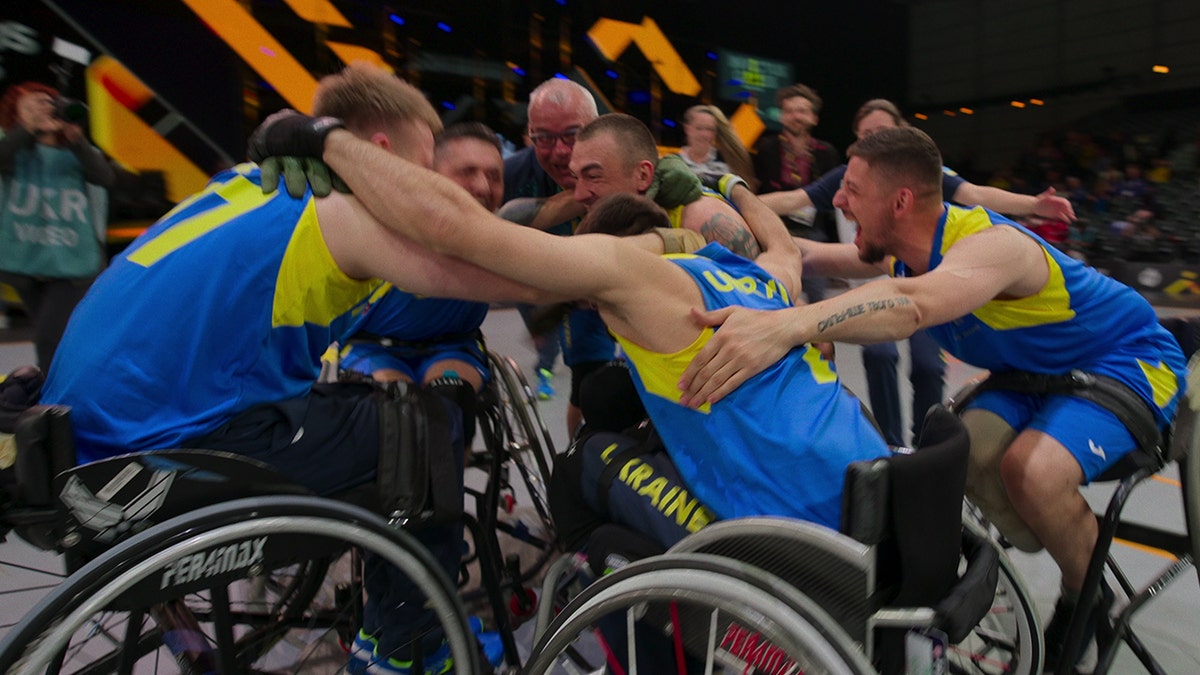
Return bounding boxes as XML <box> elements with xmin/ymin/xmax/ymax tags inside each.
<box><xmin>667</xmin><ymin>203</ymin><xmax>684</xmax><ymax>229</ymax></box>
<box><xmin>973</xmin><ymin>248</ymin><xmax>1075</xmax><ymax>329</ymax></box>
<box><xmin>943</xmin><ymin>206</ymin><xmax>1075</xmax><ymax>330</ymax></box>
<box><xmin>272</xmin><ymin>199</ymin><xmax>379</xmax><ymax>327</ymax></box>
<box><xmin>127</xmin><ymin>173</ymin><xmax>273</xmax><ymax>268</ymax></box>
<box><xmin>665</xmin><ymin>189</ymin><xmax>724</xmax><ymax>229</ymax></box>
<box><xmin>616</xmin><ymin>328</ymin><xmax>714</xmax><ymax>414</ymax></box>
<box><xmin>1139</xmin><ymin>359</ymin><xmax>1182</xmax><ymax>409</ymax></box>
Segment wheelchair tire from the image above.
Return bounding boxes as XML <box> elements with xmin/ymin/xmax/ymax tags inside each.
<box><xmin>0</xmin><ymin>495</ymin><xmax>479</xmax><ymax>675</ymax></box>
<box><xmin>959</xmin><ymin>514</ymin><xmax>1044</xmax><ymax>674</ymax></box>
<box><xmin>488</xmin><ymin>352</ymin><xmax>557</xmax><ymax>487</ymax></box>
<box><xmin>524</xmin><ymin>553</ymin><xmax>874</xmax><ymax>675</ymax></box>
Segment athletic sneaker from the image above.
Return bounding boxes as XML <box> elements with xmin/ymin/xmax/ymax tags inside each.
<box><xmin>361</xmin><ymin>617</ymin><xmax>504</xmax><ymax>674</ymax></box>
<box><xmin>470</xmin><ymin>616</ymin><xmax>506</xmax><ymax>669</ymax></box>
<box><xmin>536</xmin><ymin>367</ymin><xmax>555</xmax><ymax>400</ymax></box>
<box><xmin>365</xmin><ymin>642</ymin><xmax>452</xmax><ymax>674</ymax></box>
<box><xmin>346</xmin><ymin>630</ymin><xmax>377</xmax><ymax>674</ymax></box>
<box><xmin>1042</xmin><ymin>581</ymin><xmax>1114</xmax><ymax>673</ymax></box>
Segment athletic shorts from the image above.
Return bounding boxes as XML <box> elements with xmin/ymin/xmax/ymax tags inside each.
<box><xmin>341</xmin><ymin>338</ymin><xmax>489</xmax><ymax>384</ymax></box>
<box><xmin>967</xmin><ymin>390</ymin><xmax>1141</xmax><ymax>482</ymax></box>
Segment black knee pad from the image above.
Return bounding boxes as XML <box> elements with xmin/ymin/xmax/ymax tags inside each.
<box><xmin>426</xmin><ymin>376</ymin><xmax>478</xmax><ymax>447</ymax></box>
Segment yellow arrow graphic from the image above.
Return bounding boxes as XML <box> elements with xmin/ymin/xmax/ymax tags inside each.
<box><xmin>587</xmin><ymin>16</ymin><xmax>700</xmax><ymax>97</ymax></box>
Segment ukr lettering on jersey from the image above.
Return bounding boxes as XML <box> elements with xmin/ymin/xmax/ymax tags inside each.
<box><xmin>702</xmin><ymin>269</ymin><xmax>783</xmax><ymax>300</ymax></box>
<box><xmin>160</xmin><ymin>537</ymin><xmax>266</xmax><ymax>589</ymax></box>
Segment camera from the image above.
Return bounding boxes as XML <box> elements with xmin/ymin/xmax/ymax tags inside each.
<box><xmin>54</xmin><ymin>97</ymin><xmax>88</xmax><ymax>125</ymax></box>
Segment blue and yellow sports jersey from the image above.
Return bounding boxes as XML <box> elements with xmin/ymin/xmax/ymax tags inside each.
<box><xmin>912</xmin><ymin>205</ymin><xmax>1186</xmax><ymax>423</ymax></box>
<box><xmin>353</xmin><ymin>283</ymin><xmax>487</xmax><ymax>342</ymax></box>
<box><xmin>42</xmin><ymin>164</ymin><xmax>381</xmax><ymax>463</ymax></box>
<box><xmin>613</xmin><ymin>243</ymin><xmax>890</xmax><ymax>529</ymax></box>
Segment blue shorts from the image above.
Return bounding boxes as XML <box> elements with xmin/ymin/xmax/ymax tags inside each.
<box><xmin>341</xmin><ymin>339</ymin><xmax>489</xmax><ymax>384</ymax></box>
<box><xmin>968</xmin><ymin>390</ymin><xmax>1141</xmax><ymax>482</ymax></box>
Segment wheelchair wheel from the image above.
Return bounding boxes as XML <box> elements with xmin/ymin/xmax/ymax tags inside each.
<box><xmin>1183</xmin><ymin>453</ymin><xmax>1200</xmax><ymax>589</ymax></box>
<box><xmin>0</xmin><ymin>496</ymin><xmax>479</xmax><ymax>675</ymax></box>
<box><xmin>524</xmin><ymin>553</ymin><xmax>875</xmax><ymax>675</ymax></box>
<box><xmin>487</xmin><ymin>352</ymin><xmax>557</xmax><ymax>487</ymax></box>
<box><xmin>954</xmin><ymin>515</ymin><xmax>1043</xmax><ymax>674</ymax></box>
<box><xmin>481</xmin><ymin>351</ymin><xmax>558</xmax><ymax>558</ymax></box>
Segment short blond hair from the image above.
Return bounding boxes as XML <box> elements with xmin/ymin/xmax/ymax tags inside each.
<box><xmin>313</xmin><ymin>62</ymin><xmax>442</xmax><ymax>137</ymax></box>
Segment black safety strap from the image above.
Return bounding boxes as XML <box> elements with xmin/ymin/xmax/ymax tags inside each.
<box><xmin>375</xmin><ymin>381</ymin><xmax>461</xmax><ymax>526</ymax></box>
<box><xmin>969</xmin><ymin>370</ymin><xmax>1164</xmax><ymax>464</ymax></box>
<box><xmin>595</xmin><ymin>423</ymin><xmax>663</xmax><ymax>513</ymax></box>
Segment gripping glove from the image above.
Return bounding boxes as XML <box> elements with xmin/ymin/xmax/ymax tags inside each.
<box><xmin>646</xmin><ymin>155</ymin><xmax>702</xmax><ymax>209</ymax></box>
<box><xmin>259</xmin><ymin>156</ymin><xmax>351</xmax><ymax>198</ymax></box>
<box><xmin>701</xmin><ymin>173</ymin><xmax>750</xmax><ymax>203</ymax></box>
<box><xmin>246</xmin><ymin>109</ymin><xmax>345</xmax><ymax>163</ymax></box>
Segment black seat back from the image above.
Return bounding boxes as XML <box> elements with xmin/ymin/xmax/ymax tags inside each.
<box><xmin>842</xmin><ymin>405</ymin><xmax>971</xmax><ymax>674</ymax></box>
<box><xmin>842</xmin><ymin>405</ymin><xmax>969</xmax><ymax>607</ymax></box>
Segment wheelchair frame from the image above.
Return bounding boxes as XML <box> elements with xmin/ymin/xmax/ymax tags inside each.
<box><xmin>945</xmin><ymin>355</ymin><xmax>1200</xmax><ymax>675</ymax></box>
<box><xmin>0</xmin><ymin>348</ymin><xmax>561</xmax><ymax>673</ymax></box>
<box><xmin>525</xmin><ymin>406</ymin><xmax>1042</xmax><ymax>675</ymax></box>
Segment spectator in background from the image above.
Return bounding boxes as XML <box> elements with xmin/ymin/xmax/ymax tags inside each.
<box><xmin>498</xmin><ymin>78</ymin><xmax>618</xmax><ymax>431</ymax></box>
<box><xmin>1112</xmin><ymin>162</ymin><xmax>1158</xmax><ymax>212</ymax></box>
<box><xmin>1065</xmin><ymin>217</ymin><xmax>1098</xmax><ymax>262</ymax></box>
<box><xmin>674</xmin><ymin>104</ymin><xmax>757</xmax><ymax>189</ymax></box>
<box><xmin>0</xmin><ymin>82</ymin><xmax>114</xmax><ymax>372</ymax></box>
<box><xmin>499</xmin><ymin>78</ymin><xmax>601</xmax><ymax>401</ymax></box>
<box><xmin>758</xmin><ymin>97</ymin><xmax>1075</xmax><ymax>447</ymax></box>
<box><xmin>338</xmin><ymin>122</ymin><xmax>507</xmax><ymax>451</ymax></box>
<box><xmin>753</xmin><ymin>83</ymin><xmax>841</xmax><ymax>302</ymax></box>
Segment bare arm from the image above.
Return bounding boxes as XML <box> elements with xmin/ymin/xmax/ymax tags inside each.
<box><xmin>679</xmin><ymin>226</ymin><xmax>1047</xmax><ymax>405</ymax></box>
<box><xmin>790</xmin><ymin>237</ymin><xmax>890</xmax><ymax>278</ymax></box>
<box><xmin>65</xmin><ymin>131</ymin><xmax>116</xmax><ymax>188</ymax></box>
<box><xmin>757</xmin><ymin>188</ymin><xmax>814</xmax><ymax>215</ymax></box>
<box><xmin>321</xmin><ymin>129</ymin><xmax>703</xmax><ymax>353</ymax></box>
<box><xmin>724</xmin><ymin>182</ymin><xmax>802</xmax><ymax>297</ymax></box>
<box><xmin>952</xmin><ymin>182</ymin><xmax>1076</xmax><ymax>221</ymax></box>
<box><xmin>496</xmin><ymin>190</ymin><xmax>586</xmax><ymax>230</ymax></box>
<box><xmin>683</xmin><ymin>196</ymin><xmax>761</xmax><ymax>259</ymax></box>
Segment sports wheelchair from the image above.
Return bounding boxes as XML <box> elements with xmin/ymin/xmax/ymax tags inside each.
<box><xmin>943</xmin><ymin>353</ymin><xmax>1200</xmax><ymax>675</ymax></box>
<box><xmin>0</xmin><ymin>350</ymin><xmax>559</xmax><ymax>674</ymax></box>
<box><xmin>525</xmin><ymin>405</ymin><xmax>1042</xmax><ymax>674</ymax></box>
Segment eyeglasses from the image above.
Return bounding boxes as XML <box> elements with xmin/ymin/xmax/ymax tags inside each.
<box><xmin>529</xmin><ymin>128</ymin><xmax>580</xmax><ymax>149</ymax></box>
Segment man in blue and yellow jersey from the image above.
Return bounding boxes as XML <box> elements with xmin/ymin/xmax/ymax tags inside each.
<box><xmin>678</xmin><ymin>126</ymin><xmax>1187</xmax><ymax>672</ymax></box>
<box><xmin>339</xmin><ymin>122</ymin><xmax>508</xmax><ymax>452</ymax></box>
<box><xmin>42</xmin><ymin>63</ymin><xmax>538</xmax><ymax>674</ymax></box>
<box><xmin>246</xmin><ymin>109</ymin><xmax>890</xmax><ymax>545</ymax></box>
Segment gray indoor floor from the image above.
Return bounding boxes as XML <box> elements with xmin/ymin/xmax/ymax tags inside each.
<box><xmin>2</xmin><ymin>306</ymin><xmax>1199</xmax><ymax>672</ymax></box>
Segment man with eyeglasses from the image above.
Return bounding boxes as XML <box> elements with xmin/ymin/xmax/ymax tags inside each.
<box><xmin>499</xmin><ymin>78</ymin><xmax>616</xmax><ymax>436</ymax></box>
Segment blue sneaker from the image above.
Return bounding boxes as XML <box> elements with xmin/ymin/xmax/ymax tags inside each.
<box><xmin>467</xmin><ymin>616</ymin><xmax>505</xmax><ymax>668</ymax></box>
<box><xmin>346</xmin><ymin>630</ymin><xmax>377</xmax><ymax>674</ymax></box>
<box><xmin>361</xmin><ymin>616</ymin><xmax>504</xmax><ymax>673</ymax></box>
<box><xmin>365</xmin><ymin>642</ymin><xmax>452</xmax><ymax>674</ymax></box>
<box><xmin>536</xmin><ymin>368</ymin><xmax>555</xmax><ymax>400</ymax></box>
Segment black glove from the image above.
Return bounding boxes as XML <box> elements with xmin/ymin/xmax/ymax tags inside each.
<box><xmin>700</xmin><ymin>173</ymin><xmax>749</xmax><ymax>203</ymax></box>
<box><xmin>246</xmin><ymin>109</ymin><xmax>345</xmax><ymax>163</ymax></box>
<box><xmin>646</xmin><ymin>155</ymin><xmax>703</xmax><ymax>209</ymax></box>
<box><xmin>260</xmin><ymin>156</ymin><xmax>351</xmax><ymax>198</ymax></box>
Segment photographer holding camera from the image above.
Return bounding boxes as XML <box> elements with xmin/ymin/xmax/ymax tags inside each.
<box><xmin>0</xmin><ymin>81</ymin><xmax>113</xmax><ymax>371</ymax></box>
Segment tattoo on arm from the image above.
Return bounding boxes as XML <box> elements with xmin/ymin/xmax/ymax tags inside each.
<box><xmin>700</xmin><ymin>212</ymin><xmax>762</xmax><ymax>259</ymax></box>
<box><xmin>497</xmin><ymin>197</ymin><xmax>545</xmax><ymax>226</ymax></box>
<box><xmin>816</xmin><ymin>297</ymin><xmax>911</xmax><ymax>334</ymax></box>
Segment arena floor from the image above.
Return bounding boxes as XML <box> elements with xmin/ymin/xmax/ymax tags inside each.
<box><xmin>2</xmin><ymin>305</ymin><xmax>1198</xmax><ymax>672</ymax></box>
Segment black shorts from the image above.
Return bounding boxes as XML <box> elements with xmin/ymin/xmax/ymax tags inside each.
<box><xmin>183</xmin><ymin>382</ymin><xmax>380</xmax><ymax>497</ymax></box>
